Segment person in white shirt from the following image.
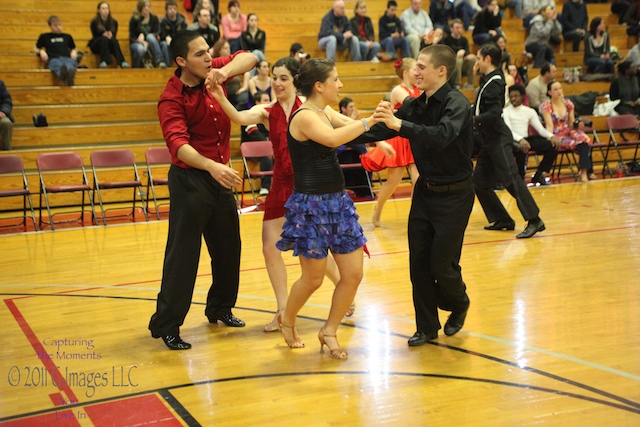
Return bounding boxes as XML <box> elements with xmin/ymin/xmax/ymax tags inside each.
<box><xmin>401</xmin><ymin>0</ymin><xmax>434</xmax><ymax>57</ymax></box>
<box><xmin>503</xmin><ymin>84</ymin><xmax>560</xmax><ymax>185</ymax></box>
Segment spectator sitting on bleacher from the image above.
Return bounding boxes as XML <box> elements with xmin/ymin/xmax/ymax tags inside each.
<box><xmin>506</xmin><ymin>65</ymin><xmax>529</xmax><ymax>104</ymax></box>
<box><xmin>350</xmin><ymin>1</ymin><xmax>383</xmax><ymax>62</ymax></box>
<box><xmin>525</xmin><ymin>5</ymin><xmax>562</xmax><ymax>68</ymax></box>
<box><xmin>129</xmin><ymin>0</ymin><xmax>167</xmax><ymax>68</ymax></box>
<box><xmin>241</xmin><ymin>90</ymin><xmax>272</xmax><ymax>196</ymax></box>
<box><xmin>430</xmin><ymin>0</ymin><xmax>456</xmax><ymax>29</ymax></box>
<box><xmin>584</xmin><ymin>17</ymin><xmax>614</xmax><ymax>74</ymax></box>
<box><xmin>187</xmin><ymin>8</ymin><xmax>220</xmax><ymax>53</ymax></box>
<box><xmin>247</xmin><ymin>60</ymin><xmax>271</xmax><ymax>108</ymax></box>
<box><xmin>523</xmin><ymin>0</ymin><xmax>555</xmax><ymax>29</ymax></box>
<box><xmin>89</xmin><ymin>1</ymin><xmax>130</xmax><ymax>68</ymax></box>
<box><xmin>337</xmin><ymin>97</ymin><xmax>371</xmax><ymax>197</ymax></box>
<box><xmin>35</xmin><ymin>16</ymin><xmax>79</xmax><ymax>86</ymax></box>
<box><xmin>624</xmin><ymin>0</ymin><xmax>640</xmax><ymax>36</ymax></box>
<box><xmin>610</xmin><ymin>61</ymin><xmax>640</xmax><ymax>116</ymax></box>
<box><xmin>526</xmin><ymin>62</ymin><xmax>556</xmax><ymax>110</ymax></box>
<box><xmin>379</xmin><ymin>1</ymin><xmax>411</xmax><ymax>60</ymax></box>
<box><xmin>443</xmin><ymin>18</ymin><xmax>477</xmax><ymax>89</ymax></box>
<box><xmin>503</xmin><ymin>84</ymin><xmax>559</xmax><ymax>185</ymax></box>
<box><xmin>318</xmin><ymin>0</ymin><xmax>363</xmax><ymax>62</ymax></box>
<box><xmin>0</xmin><ymin>80</ymin><xmax>13</xmax><ymax>151</ymax></box>
<box><xmin>472</xmin><ymin>0</ymin><xmax>505</xmax><ymax>45</ymax></box>
<box><xmin>454</xmin><ymin>0</ymin><xmax>481</xmax><ymax>30</ymax></box>
<box><xmin>540</xmin><ymin>80</ymin><xmax>595</xmax><ymax>183</ymax></box>
<box><xmin>625</xmin><ymin>35</ymin><xmax>640</xmax><ymax>70</ymax></box>
<box><xmin>212</xmin><ymin>39</ymin><xmax>249</xmax><ymax>109</ymax></box>
<box><xmin>611</xmin><ymin>0</ymin><xmax>632</xmax><ymax>25</ymax></box>
<box><xmin>401</xmin><ymin>0</ymin><xmax>434</xmax><ymax>58</ymax></box>
<box><xmin>496</xmin><ymin>35</ymin><xmax>511</xmax><ymax>70</ymax></box>
<box><xmin>220</xmin><ymin>0</ymin><xmax>247</xmax><ymax>53</ymax></box>
<box><xmin>159</xmin><ymin>0</ymin><xmax>187</xmax><ymax>65</ymax></box>
<box><xmin>241</xmin><ymin>13</ymin><xmax>267</xmax><ymax>71</ymax></box>
<box><xmin>289</xmin><ymin>43</ymin><xmax>311</xmax><ymax>64</ymax></box>
<box><xmin>192</xmin><ymin>0</ymin><xmax>219</xmax><ymax>28</ymax></box>
<box><xmin>561</xmin><ymin>0</ymin><xmax>588</xmax><ymax>52</ymax></box>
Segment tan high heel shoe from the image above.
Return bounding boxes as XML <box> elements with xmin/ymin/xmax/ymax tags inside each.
<box><xmin>345</xmin><ymin>302</ymin><xmax>356</xmax><ymax>318</ymax></box>
<box><xmin>276</xmin><ymin>313</ymin><xmax>304</xmax><ymax>348</ymax></box>
<box><xmin>264</xmin><ymin>309</ymin><xmax>283</xmax><ymax>332</ymax></box>
<box><xmin>318</xmin><ymin>328</ymin><xmax>348</xmax><ymax>359</ymax></box>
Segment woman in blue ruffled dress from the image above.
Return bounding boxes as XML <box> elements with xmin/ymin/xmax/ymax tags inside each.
<box><xmin>276</xmin><ymin>58</ymin><xmax>393</xmax><ymax>359</ymax></box>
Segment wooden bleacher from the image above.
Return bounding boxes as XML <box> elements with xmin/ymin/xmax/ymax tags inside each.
<box><xmin>0</xmin><ymin>0</ymin><xmax>637</xmax><ymax>213</ymax></box>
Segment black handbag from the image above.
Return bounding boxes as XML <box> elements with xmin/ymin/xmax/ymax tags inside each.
<box><xmin>33</xmin><ymin>113</ymin><xmax>48</xmax><ymax>127</ymax></box>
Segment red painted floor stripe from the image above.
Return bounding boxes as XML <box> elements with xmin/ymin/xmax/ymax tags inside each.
<box><xmin>83</xmin><ymin>394</ymin><xmax>183</xmax><ymax>427</ymax></box>
<box><xmin>4</xmin><ymin>299</ymin><xmax>78</xmax><ymax>404</ymax></box>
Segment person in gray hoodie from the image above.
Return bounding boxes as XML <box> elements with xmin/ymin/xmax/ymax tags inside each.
<box><xmin>525</xmin><ymin>5</ymin><xmax>562</xmax><ymax>68</ymax></box>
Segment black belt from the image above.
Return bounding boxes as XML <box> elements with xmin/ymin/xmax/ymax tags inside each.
<box><xmin>422</xmin><ymin>175</ymin><xmax>473</xmax><ymax>193</ymax></box>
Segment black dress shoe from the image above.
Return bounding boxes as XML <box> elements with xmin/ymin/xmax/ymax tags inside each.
<box><xmin>213</xmin><ymin>314</ymin><xmax>246</xmax><ymax>327</ymax></box>
<box><xmin>444</xmin><ymin>310</ymin><xmax>468</xmax><ymax>336</ymax></box>
<box><xmin>484</xmin><ymin>219</ymin><xmax>516</xmax><ymax>231</ymax></box>
<box><xmin>407</xmin><ymin>331</ymin><xmax>438</xmax><ymax>346</ymax></box>
<box><xmin>516</xmin><ymin>218</ymin><xmax>545</xmax><ymax>239</ymax></box>
<box><xmin>152</xmin><ymin>333</ymin><xmax>192</xmax><ymax>350</ymax></box>
<box><xmin>531</xmin><ymin>173</ymin><xmax>550</xmax><ymax>186</ymax></box>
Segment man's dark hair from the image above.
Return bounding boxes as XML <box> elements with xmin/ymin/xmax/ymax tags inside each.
<box><xmin>541</xmin><ymin>62</ymin><xmax>553</xmax><ymax>76</ymax></box>
<box><xmin>165</xmin><ymin>0</ymin><xmax>177</xmax><ymax>11</ymax></box>
<box><xmin>419</xmin><ymin>44</ymin><xmax>456</xmax><ymax>80</ymax></box>
<box><xmin>477</xmin><ymin>42</ymin><xmax>501</xmax><ymax>67</ymax></box>
<box><xmin>339</xmin><ymin>97</ymin><xmax>353</xmax><ymax>112</ymax></box>
<box><xmin>171</xmin><ymin>30</ymin><xmax>202</xmax><ymax>65</ymax></box>
<box><xmin>508</xmin><ymin>84</ymin><xmax>525</xmax><ymax>97</ymax></box>
<box><xmin>253</xmin><ymin>90</ymin><xmax>268</xmax><ymax>103</ymax></box>
<box><xmin>387</xmin><ymin>0</ymin><xmax>397</xmax><ymax>8</ymax></box>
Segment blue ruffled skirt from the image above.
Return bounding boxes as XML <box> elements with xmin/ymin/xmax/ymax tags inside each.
<box><xmin>276</xmin><ymin>190</ymin><xmax>367</xmax><ymax>259</ymax></box>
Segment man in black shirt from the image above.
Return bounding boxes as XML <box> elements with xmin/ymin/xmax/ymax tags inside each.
<box><xmin>473</xmin><ymin>42</ymin><xmax>545</xmax><ymax>239</ymax></box>
<box><xmin>186</xmin><ymin>8</ymin><xmax>220</xmax><ymax>50</ymax></box>
<box><xmin>35</xmin><ymin>16</ymin><xmax>78</xmax><ymax>86</ymax></box>
<box><xmin>442</xmin><ymin>19</ymin><xmax>476</xmax><ymax>89</ymax></box>
<box><xmin>357</xmin><ymin>44</ymin><xmax>475</xmax><ymax>345</ymax></box>
<box><xmin>378</xmin><ymin>0</ymin><xmax>411</xmax><ymax>59</ymax></box>
<box><xmin>159</xmin><ymin>0</ymin><xmax>188</xmax><ymax>64</ymax></box>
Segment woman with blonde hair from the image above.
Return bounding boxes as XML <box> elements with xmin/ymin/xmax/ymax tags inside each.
<box><xmin>361</xmin><ymin>57</ymin><xmax>420</xmax><ymax>227</ymax></box>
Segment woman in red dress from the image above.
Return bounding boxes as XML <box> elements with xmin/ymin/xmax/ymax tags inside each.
<box><xmin>361</xmin><ymin>58</ymin><xmax>420</xmax><ymax>227</ymax></box>
<box><xmin>209</xmin><ymin>57</ymin><xmax>345</xmax><ymax>331</ymax></box>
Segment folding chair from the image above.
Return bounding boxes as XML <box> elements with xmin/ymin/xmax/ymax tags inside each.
<box><xmin>339</xmin><ymin>146</ymin><xmax>375</xmax><ymax>199</ymax></box>
<box><xmin>36</xmin><ymin>152</ymin><xmax>96</xmax><ymax>230</ymax></box>
<box><xmin>605</xmin><ymin>115</ymin><xmax>640</xmax><ymax>177</ymax></box>
<box><xmin>145</xmin><ymin>146</ymin><xmax>171</xmax><ymax>220</ymax></box>
<box><xmin>90</xmin><ymin>149</ymin><xmax>148</xmax><ymax>225</ymax></box>
<box><xmin>239</xmin><ymin>141</ymin><xmax>274</xmax><ymax>206</ymax></box>
<box><xmin>0</xmin><ymin>155</ymin><xmax>37</xmax><ymax>231</ymax></box>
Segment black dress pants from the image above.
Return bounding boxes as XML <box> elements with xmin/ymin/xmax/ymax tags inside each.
<box><xmin>89</xmin><ymin>36</ymin><xmax>125</xmax><ymax>65</ymax></box>
<box><xmin>514</xmin><ymin>136</ymin><xmax>558</xmax><ymax>178</ymax></box>
<box><xmin>408</xmin><ymin>180</ymin><xmax>474</xmax><ymax>334</ymax></box>
<box><xmin>474</xmin><ymin>130</ymin><xmax>540</xmax><ymax>223</ymax></box>
<box><xmin>149</xmin><ymin>166</ymin><xmax>241</xmax><ymax>337</ymax></box>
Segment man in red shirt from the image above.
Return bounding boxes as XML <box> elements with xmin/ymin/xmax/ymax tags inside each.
<box><xmin>149</xmin><ymin>30</ymin><xmax>256</xmax><ymax>350</ymax></box>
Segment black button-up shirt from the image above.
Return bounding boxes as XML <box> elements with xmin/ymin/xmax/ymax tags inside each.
<box><xmin>355</xmin><ymin>83</ymin><xmax>473</xmax><ymax>186</ymax></box>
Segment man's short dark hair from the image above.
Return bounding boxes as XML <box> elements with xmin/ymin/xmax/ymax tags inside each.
<box><xmin>387</xmin><ymin>0</ymin><xmax>397</xmax><ymax>8</ymax></box>
<box><xmin>477</xmin><ymin>43</ymin><xmax>501</xmax><ymax>67</ymax></box>
<box><xmin>171</xmin><ymin>30</ymin><xmax>202</xmax><ymax>64</ymax></box>
<box><xmin>253</xmin><ymin>90</ymin><xmax>268</xmax><ymax>103</ymax></box>
<box><xmin>165</xmin><ymin>0</ymin><xmax>177</xmax><ymax>11</ymax></box>
<box><xmin>541</xmin><ymin>62</ymin><xmax>553</xmax><ymax>76</ymax></box>
<box><xmin>339</xmin><ymin>97</ymin><xmax>353</xmax><ymax>112</ymax></box>
<box><xmin>508</xmin><ymin>84</ymin><xmax>525</xmax><ymax>97</ymax></box>
<box><xmin>419</xmin><ymin>44</ymin><xmax>456</xmax><ymax>80</ymax></box>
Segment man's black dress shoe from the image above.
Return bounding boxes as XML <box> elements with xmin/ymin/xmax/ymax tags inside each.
<box><xmin>408</xmin><ymin>331</ymin><xmax>438</xmax><ymax>346</ymax></box>
<box><xmin>152</xmin><ymin>333</ymin><xmax>192</xmax><ymax>350</ymax></box>
<box><xmin>532</xmin><ymin>173</ymin><xmax>550</xmax><ymax>186</ymax></box>
<box><xmin>516</xmin><ymin>218</ymin><xmax>545</xmax><ymax>239</ymax></box>
<box><xmin>212</xmin><ymin>314</ymin><xmax>246</xmax><ymax>327</ymax></box>
<box><xmin>444</xmin><ymin>310</ymin><xmax>468</xmax><ymax>336</ymax></box>
<box><xmin>484</xmin><ymin>219</ymin><xmax>516</xmax><ymax>231</ymax></box>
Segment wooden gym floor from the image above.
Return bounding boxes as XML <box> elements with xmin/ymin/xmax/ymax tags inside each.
<box><xmin>0</xmin><ymin>178</ymin><xmax>639</xmax><ymax>426</ymax></box>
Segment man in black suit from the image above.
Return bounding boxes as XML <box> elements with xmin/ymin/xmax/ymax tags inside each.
<box><xmin>473</xmin><ymin>42</ymin><xmax>545</xmax><ymax>239</ymax></box>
